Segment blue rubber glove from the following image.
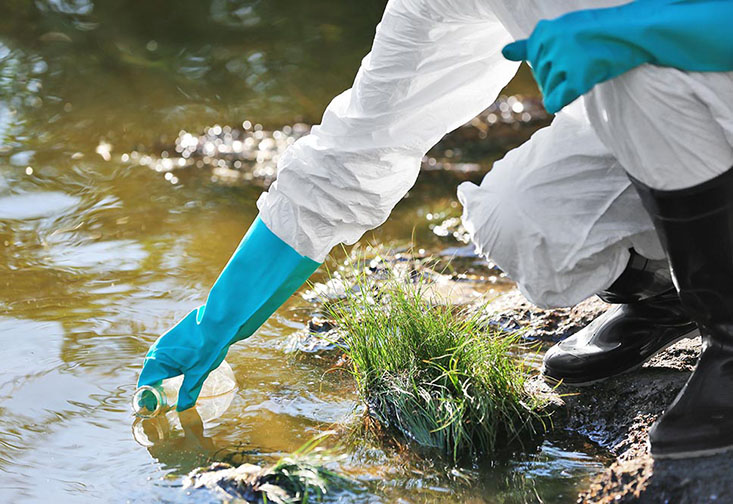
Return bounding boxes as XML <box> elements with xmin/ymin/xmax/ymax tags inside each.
<box><xmin>137</xmin><ymin>216</ymin><xmax>320</xmax><ymax>411</ymax></box>
<box><xmin>502</xmin><ymin>0</ymin><xmax>733</xmax><ymax>114</ymax></box>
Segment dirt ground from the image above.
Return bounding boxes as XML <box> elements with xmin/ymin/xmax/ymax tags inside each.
<box><xmin>489</xmin><ymin>289</ymin><xmax>733</xmax><ymax>503</ymax></box>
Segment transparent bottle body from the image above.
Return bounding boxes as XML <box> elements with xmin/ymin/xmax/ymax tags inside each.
<box><xmin>131</xmin><ymin>360</ymin><xmax>237</xmax><ymax>421</ymax></box>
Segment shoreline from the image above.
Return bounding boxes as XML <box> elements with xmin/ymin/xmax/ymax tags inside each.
<box><xmin>189</xmin><ymin>250</ymin><xmax>725</xmax><ymax>502</ymax></box>
<box><xmin>489</xmin><ymin>288</ymin><xmax>729</xmax><ymax>503</ymax></box>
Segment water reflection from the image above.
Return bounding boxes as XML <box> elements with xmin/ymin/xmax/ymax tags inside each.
<box><xmin>0</xmin><ymin>0</ymin><xmax>388</xmax><ymax>155</ymax></box>
<box><xmin>45</xmin><ymin>238</ymin><xmax>148</xmax><ymax>272</ymax></box>
<box><xmin>0</xmin><ymin>191</ymin><xmax>79</xmax><ymax>220</ymax></box>
<box><xmin>133</xmin><ymin>409</ymin><xmax>218</xmax><ymax>470</ymax></box>
<box><xmin>0</xmin><ymin>317</ymin><xmax>65</xmax><ymax>393</ymax></box>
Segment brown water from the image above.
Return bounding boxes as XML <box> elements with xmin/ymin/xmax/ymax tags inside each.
<box><xmin>0</xmin><ymin>2</ymin><xmax>606</xmax><ymax>502</ymax></box>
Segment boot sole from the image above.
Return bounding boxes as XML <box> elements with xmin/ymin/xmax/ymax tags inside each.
<box><xmin>542</xmin><ymin>328</ymin><xmax>700</xmax><ymax>387</ymax></box>
<box><xmin>651</xmin><ymin>441</ymin><xmax>733</xmax><ymax>460</ymax></box>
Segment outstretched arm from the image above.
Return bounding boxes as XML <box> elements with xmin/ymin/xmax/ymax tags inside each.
<box><xmin>503</xmin><ymin>0</ymin><xmax>733</xmax><ymax>114</ymax></box>
<box><xmin>138</xmin><ymin>0</ymin><xmax>520</xmax><ymax>409</ymax></box>
<box><xmin>258</xmin><ymin>0</ymin><xmax>519</xmax><ymax>262</ymax></box>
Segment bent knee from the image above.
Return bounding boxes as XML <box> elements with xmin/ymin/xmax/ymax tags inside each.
<box><xmin>457</xmin><ymin>165</ymin><xmax>538</xmax><ymax>279</ymax></box>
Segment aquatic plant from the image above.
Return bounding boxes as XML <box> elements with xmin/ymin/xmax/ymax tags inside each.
<box><xmin>327</xmin><ymin>260</ymin><xmax>549</xmax><ymax>462</ymax></box>
<box><xmin>261</xmin><ymin>434</ymin><xmax>352</xmax><ymax>504</ymax></box>
<box><xmin>187</xmin><ymin>433</ymin><xmax>354</xmax><ymax>503</ymax></box>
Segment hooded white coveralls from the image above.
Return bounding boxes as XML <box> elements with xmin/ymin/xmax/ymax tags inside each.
<box><xmin>257</xmin><ymin>0</ymin><xmax>733</xmax><ymax>308</ymax></box>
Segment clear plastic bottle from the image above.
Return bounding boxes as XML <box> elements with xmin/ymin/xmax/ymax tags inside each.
<box><xmin>131</xmin><ymin>360</ymin><xmax>238</xmax><ymax>419</ymax></box>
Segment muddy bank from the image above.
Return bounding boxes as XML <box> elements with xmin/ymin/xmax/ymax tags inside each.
<box><xmin>302</xmin><ymin>276</ymin><xmax>725</xmax><ymax>503</ymax></box>
<box><xmin>561</xmin><ymin>338</ymin><xmax>733</xmax><ymax>504</ymax></box>
<box><xmin>476</xmin><ymin>288</ymin><xmax>611</xmax><ymax>343</ymax></box>
<box><xmin>488</xmin><ymin>289</ymin><xmax>733</xmax><ymax>503</ymax></box>
<box><xmin>291</xmin><ymin>263</ymin><xmax>715</xmax><ymax>501</ymax></box>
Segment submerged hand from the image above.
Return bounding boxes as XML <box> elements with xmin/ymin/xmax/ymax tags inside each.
<box><xmin>136</xmin><ymin>216</ymin><xmax>321</xmax><ymax>411</ymax></box>
<box><xmin>138</xmin><ymin>308</ymin><xmax>230</xmax><ymax>411</ymax></box>
<box><xmin>502</xmin><ymin>9</ymin><xmax>648</xmax><ymax>114</ymax></box>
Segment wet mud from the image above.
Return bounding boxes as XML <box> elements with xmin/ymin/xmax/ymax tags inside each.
<box><xmin>475</xmin><ymin>288</ymin><xmax>610</xmax><ymax>343</ymax></box>
<box><xmin>488</xmin><ymin>289</ymin><xmax>731</xmax><ymax>504</ymax></box>
<box><xmin>564</xmin><ymin>337</ymin><xmax>733</xmax><ymax>504</ymax></box>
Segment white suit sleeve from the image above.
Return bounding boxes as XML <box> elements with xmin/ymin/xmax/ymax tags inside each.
<box><xmin>257</xmin><ymin>0</ymin><xmax>519</xmax><ymax>261</ymax></box>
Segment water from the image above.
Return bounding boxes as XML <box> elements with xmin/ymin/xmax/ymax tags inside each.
<box><xmin>0</xmin><ymin>2</ymin><xmax>605</xmax><ymax>502</ymax></box>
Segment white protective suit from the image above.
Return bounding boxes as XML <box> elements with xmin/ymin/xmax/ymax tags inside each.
<box><xmin>258</xmin><ymin>0</ymin><xmax>733</xmax><ymax>308</ymax></box>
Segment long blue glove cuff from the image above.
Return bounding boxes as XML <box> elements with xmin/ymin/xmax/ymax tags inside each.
<box><xmin>138</xmin><ymin>216</ymin><xmax>321</xmax><ymax>410</ymax></box>
<box><xmin>503</xmin><ymin>0</ymin><xmax>733</xmax><ymax>113</ymax></box>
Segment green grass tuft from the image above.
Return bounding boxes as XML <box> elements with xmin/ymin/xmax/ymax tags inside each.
<box><xmin>253</xmin><ymin>433</ymin><xmax>353</xmax><ymax>504</ymax></box>
<box><xmin>327</xmin><ymin>260</ymin><xmax>549</xmax><ymax>462</ymax></box>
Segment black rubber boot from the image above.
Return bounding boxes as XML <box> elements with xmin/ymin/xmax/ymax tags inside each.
<box><xmin>630</xmin><ymin>166</ymin><xmax>733</xmax><ymax>459</ymax></box>
<box><xmin>542</xmin><ymin>250</ymin><xmax>698</xmax><ymax>385</ymax></box>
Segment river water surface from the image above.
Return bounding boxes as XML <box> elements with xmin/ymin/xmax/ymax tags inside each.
<box><xmin>1</xmin><ymin>2</ymin><xmax>606</xmax><ymax>502</ymax></box>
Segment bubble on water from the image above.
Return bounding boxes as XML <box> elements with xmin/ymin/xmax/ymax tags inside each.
<box><xmin>26</xmin><ymin>79</ymin><xmax>42</xmax><ymax>93</ymax></box>
<box><xmin>31</xmin><ymin>60</ymin><xmax>48</xmax><ymax>75</ymax></box>
<box><xmin>25</xmin><ymin>166</ymin><xmax>33</xmax><ymax>175</ymax></box>
<box><xmin>96</xmin><ymin>140</ymin><xmax>112</xmax><ymax>161</ymax></box>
